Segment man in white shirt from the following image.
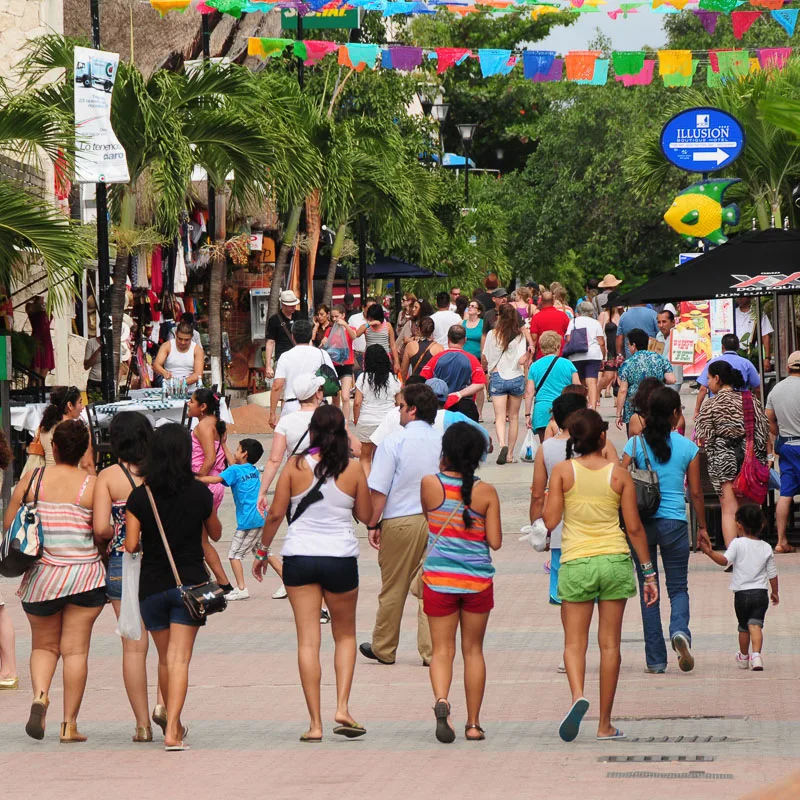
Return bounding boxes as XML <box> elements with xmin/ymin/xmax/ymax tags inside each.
<box><xmin>269</xmin><ymin>319</ymin><xmax>333</xmax><ymax>427</ymax></box>
<box><xmin>431</xmin><ymin>291</ymin><xmax>463</xmax><ymax>347</ymax></box>
<box><xmin>448</xmin><ymin>286</ymin><xmax>461</xmax><ymax>312</ymax></box>
<box><xmin>360</xmin><ymin>383</ymin><xmax>442</xmax><ymax>666</ymax></box>
<box><xmin>734</xmin><ymin>296</ymin><xmax>773</xmax><ymax>372</ymax></box>
<box><xmin>656</xmin><ymin>308</ymin><xmax>683</xmax><ymax>391</ymax></box>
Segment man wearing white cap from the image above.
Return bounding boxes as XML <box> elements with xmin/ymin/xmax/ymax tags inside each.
<box><xmin>264</xmin><ymin>289</ymin><xmax>305</xmax><ymax>379</ymax></box>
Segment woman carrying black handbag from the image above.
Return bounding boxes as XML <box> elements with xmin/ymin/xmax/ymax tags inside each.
<box><xmin>125</xmin><ymin>423</ymin><xmax>223</xmax><ymax>751</ymax></box>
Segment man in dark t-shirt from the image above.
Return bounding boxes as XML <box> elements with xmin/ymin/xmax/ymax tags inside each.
<box><xmin>265</xmin><ymin>290</ymin><xmax>305</xmax><ymax>378</ymax></box>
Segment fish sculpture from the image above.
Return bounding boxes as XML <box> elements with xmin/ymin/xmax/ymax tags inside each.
<box><xmin>663</xmin><ymin>178</ymin><xmax>741</xmax><ymax>247</ymax></box>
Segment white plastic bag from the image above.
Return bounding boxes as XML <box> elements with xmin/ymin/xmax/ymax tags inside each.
<box><xmin>115</xmin><ymin>551</ymin><xmax>143</xmax><ymax>640</ymax></box>
<box><xmin>519</xmin><ymin>520</ymin><xmax>549</xmax><ymax>552</ymax></box>
<box><xmin>519</xmin><ymin>428</ymin><xmax>539</xmax><ymax>463</ymax></box>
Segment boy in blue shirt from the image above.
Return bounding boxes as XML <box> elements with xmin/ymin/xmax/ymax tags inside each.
<box><xmin>199</xmin><ymin>438</ymin><xmax>265</xmax><ymax>600</ymax></box>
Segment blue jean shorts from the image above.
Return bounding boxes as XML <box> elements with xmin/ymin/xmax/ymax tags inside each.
<box><xmin>139</xmin><ymin>587</ymin><xmax>206</xmax><ymax>631</ymax></box>
<box><xmin>489</xmin><ymin>373</ymin><xmax>525</xmax><ymax>398</ymax></box>
<box><xmin>106</xmin><ymin>553</ymin><xmax>123</xmax><ymax>601</ymax></box>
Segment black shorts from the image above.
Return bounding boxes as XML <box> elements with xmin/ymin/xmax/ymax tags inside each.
<box><xmin>335</xmin><ymin>364</ymin><xmax>354</xmax><ymax>378</ymax></box>
<box><xmin>734</xmin><ymin>588</ymin><xmax>769</xmax><ymax>632</ymax></box>
<box><xmin>22</xmin><ymin>587</ymin><xmax>107</xmax><ymax>617</ymax></box>
<box><xmin>282</xmin><ymin>556</ymin><xmax>359</xmax><ymax>593</ymax></box>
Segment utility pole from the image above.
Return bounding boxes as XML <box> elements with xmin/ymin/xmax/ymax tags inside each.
<box><xmin>201</xmin><ymin>13</ymin><xmax>215</xmax><ymax>241</ymax></box>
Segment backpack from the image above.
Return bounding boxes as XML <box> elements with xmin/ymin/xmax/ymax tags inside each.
<box><xmin>316</xmin><ymin>351</ymin><xmax>341</xmax><ymax>397</ymax></box>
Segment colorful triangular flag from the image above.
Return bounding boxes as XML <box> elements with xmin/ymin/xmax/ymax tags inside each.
<box><xmin>771</xmin><ymin>8</ymin><xmax>798</xmax><ymax>36</ymax></box>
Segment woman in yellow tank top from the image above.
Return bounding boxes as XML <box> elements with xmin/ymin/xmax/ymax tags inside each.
<box><xmin>544</xmin><ymin>409</ymin><xmax>657</xmax><ymax>743</ymax></box>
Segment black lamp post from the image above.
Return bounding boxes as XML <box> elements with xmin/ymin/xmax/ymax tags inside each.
<box><xmin>431</xmin><ymin>103</ymin><xmax>449</xmax><ymax>165</ymax></box>
<box><xmin>457</xmin><ymin>123</ymin><xmax>477</xmax><ymax>206</ymax></box>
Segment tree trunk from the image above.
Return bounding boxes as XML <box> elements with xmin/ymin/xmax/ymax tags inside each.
<box><xmin>322</xmin><ymin>222</ymin><xmax>347</xmax><ymax>307</ymax></box>
<box><xmin>110</xmin><ymin>189</ymin><xmax>136</xmax><ymax>386</ymax></box>
<box><xmin>305</xmin><ymin>189</ymin><xmax>321</xmax><ymax>311</ymax></box>
<box><xmin>207</xmin><ymin>190</ymin><xmax>227</xmax><ymax>391</ymax></box>
<box><xmin>267</xmin><ymin>204</ymin><xmax>302</xmax><ymax>321</ymax></box>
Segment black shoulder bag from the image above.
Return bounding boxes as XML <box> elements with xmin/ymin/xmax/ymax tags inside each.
<box><xmin>628</xmin><ymin>435</ymin><xmax>661</xmax><ymax>519</ymax></box>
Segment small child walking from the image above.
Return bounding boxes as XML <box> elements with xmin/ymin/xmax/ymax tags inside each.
<box><xmin>200</xmin><ymin>438</ymin><xmax>273</xmax><ymax>600</ymax></box>
<box><xmin>699</xmin><ymin>504</ymin><xmax>779</xmax><ymax>671</ymax></box>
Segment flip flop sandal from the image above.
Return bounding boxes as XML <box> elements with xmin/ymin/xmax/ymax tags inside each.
<box><xmin>300</xmin><ymin>733</ymin><xmax>323</xmax><ymax>743</ymax></box>
<box><xmin>497</xmin><ymin>446</ymin><xmax>508</xmax><ymax>466</ymax></box>
<box><xmin>465</xmin><ymin>724</ymin><xmax>486</xmax><ymax>741</ymax></box>
<box><xmin>775</xmin><ymin>544</ymin><xmax>796</xmax><ymax>553</ymax></box>
<box><xmin>165</xmin><ymin>742</ymin><xmax>191</xmax><ymax>751</ymax></box>
<box><xmin>596</xmin><ymin>728</ymin><xmax>626</xmax><ymax>740</ymax></box>
<box><xmin>558</xmin><ymin>698</ymin><xmax>590</xmax><ymax>743</ymax></box>
<box><xmin>333</xmin><ymin>723</ymin><xmax>367</xmax><ymax>739</ymax></box>
<box><xmin>434</xmin><ymin>700</ymin><xmax>455</xmax><ymax>744</ymax></box>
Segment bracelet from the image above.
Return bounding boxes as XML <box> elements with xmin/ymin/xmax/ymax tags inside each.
<box><xmin>254</xmin><ymin>546</ymin><xmax>270</xmax><ymax>561</ymax></box>
<box><xmin>525</xmin><ymin>413</ymin><xmax>531</xmax><ymax>417</ymax></box>
<box><xmin>644</xmin><ymin>575</ymin><xmax>657</xmax><ymax>583</ymax></box>
<box><xmin>640</xmin><ymin>561</ymin><xmax>654</xmax><ymax>573</ymax></box>
<box><xmin>367</xmin><ymin>525</ymin><xmax>381</xmax><ymax>531</ymax></box>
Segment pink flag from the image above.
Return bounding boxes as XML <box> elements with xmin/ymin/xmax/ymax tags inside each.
<box><xmin>615</xmin><ymin>59</ymin><xmax>655</xmax><ymax>86</ymax></box>
<box><xmin>758</xmin><ymin>47</ymin><xmax>791</xmax><ymax>69</ymax></box>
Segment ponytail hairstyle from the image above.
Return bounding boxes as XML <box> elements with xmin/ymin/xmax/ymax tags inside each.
<box><xmin>643</xmin><ymin>386</ymin><xmax>680</xmax><ymax>464</ymax></box>
<box><xmin>632</xmin><ymin>377</ymin><xmax>662</xmax><ymax>418</ymax></box>
<box><xmin>192</xmin><ymin>386</ymin><xmax>226</xmax><ymax>438</ymax></box>
<box><xmin>41</xmin><ymin>386</ymin><xmax>81</xmax><ymax>433</ymax></box>
<box><xmin>441</xmin><ymin>422</ymin><xmax>487</xmax><ymax>529</ymax></box>
<box><xmin>565</xmin><ymin>408</ymin><xmax>607</xmax><ymax>459</ymax></box>
<box><xmin>300</xmin><ymin>404</ymin><xmax>349</xmax><ymax>479</ymax></box>
<box><xmin>707</xmin><ymin>360</ymin><xmax>745</xmax><ymax>390</ymax></box>
<box><xmin>735</xmin><ymin>503</ymin><xmax>766</xmax><ymax>538</ymax></box>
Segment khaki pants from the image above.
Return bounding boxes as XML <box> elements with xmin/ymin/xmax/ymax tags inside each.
<box><xmin>371</xmin><ymin>513</ymin><xmax>432</xmax><ymax>664</ymax></box>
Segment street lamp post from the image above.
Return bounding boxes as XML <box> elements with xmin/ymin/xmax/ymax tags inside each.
<box><xmin>457</xmin><ymin>123</ymin><xmax>477</xmax><ymax>207</ymax></box>
<box><xmin>431</xmin><ymin>103</ymin><xmax>449</xmax><ymax>164</ymax></box>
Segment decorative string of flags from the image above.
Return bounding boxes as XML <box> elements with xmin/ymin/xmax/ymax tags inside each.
<box><xmin>149</xmin><ymin>0</ymin><xmax>800</xmax><ymax>32</ymax></box>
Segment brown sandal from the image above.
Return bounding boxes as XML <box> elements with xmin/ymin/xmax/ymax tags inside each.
<box><xmin>25</xmin><ymin>691</ymin><xmax>49</xmax><ymax>740</ymax></box>
<box><xmin>434</xmin><ymin>699</ymin><xmax>455</xmax><ymax>744</ymax></box>
<box><xmin>133</xmin><ymin>725</ymin><xmax>153</xmax><ymax>742</ymax></box>
<box><xmin>59</xmin><ymin>722</ymin><xmax>87</xmax><ymax>743</ymax></box>
<box><xmin>465</xmin><ymin>723</ymin><xmax>486</xmax><ymax>741</ymax></box>
<box><xmin>152</xmin><ymin>704</ymin><xmax>167</xmax><ymax>735</ymax></box>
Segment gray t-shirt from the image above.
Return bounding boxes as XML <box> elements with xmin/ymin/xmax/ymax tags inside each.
<box><xmin>766</xmin><ymin>376</ymin><xmax>800</xmax><ymax>437</ymax></box>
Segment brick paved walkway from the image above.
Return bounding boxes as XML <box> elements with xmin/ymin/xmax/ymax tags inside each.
<box><xmin>1</xmin><ymin>395</ymin><xmax>798</xmax><ymax>799</ymax></box>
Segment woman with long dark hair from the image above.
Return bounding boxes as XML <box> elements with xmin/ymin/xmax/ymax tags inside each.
<box><xmin>544</xmin><ymin>409</ymin><xmax>657</xmax><ymax>742</ymax></box>
<box><xmin>125</xmin><ymin>423</ymin><xmax>222</xmax><ymax>751</ymax></box>
<box><xmin>401</xmin><ymin>317</ymin><xmax>443</xmax><ymax>379</ymax></box>
<box><xmin>253</xmin><ymin>405</ymin><xmax>372</xmax><ymax>742</ymax></box>
<box><xmin>695</xmin><ymin>361</ymin><xmax>769</xmax><ymax>545</ymax></box>
<box><xmin>622</xmin><ymin>387</ymin><xmax>709</xmax><ymax>674</ymax></box>
<box><xmin>354</xmin><ymin>344</ymin><xmax>401</xmax><ymax>478</ymax></box>
<box><xmin>627</xmin><ymin>377</ymin><xmax>686</xmax><ymax>437</ymax></box>
<box><xmin>421</xmin><ymin>423</ymin><xmax>500</xmax><ymax>743</ymax></box>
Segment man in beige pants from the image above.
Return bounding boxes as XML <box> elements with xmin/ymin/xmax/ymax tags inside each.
<box><xmin>360</xmin><ymin>383</ymin><xmax>443</xmax><ymax>666</ymax></box>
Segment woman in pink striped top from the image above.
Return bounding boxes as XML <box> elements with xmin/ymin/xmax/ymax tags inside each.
<box><xmin>4</xmin><ymin>420</ymin><xmax>105</xmax><ymax>744</ymax></box>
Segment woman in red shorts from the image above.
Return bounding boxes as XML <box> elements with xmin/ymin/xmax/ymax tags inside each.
<box><xmin>420</xmin><ymin>423</ymin><xmax>501</xmax><ymax>744</ymax></box>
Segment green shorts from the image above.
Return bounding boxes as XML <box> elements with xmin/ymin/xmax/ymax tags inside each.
<box><xmin>557</xmin><ymin>553</ymin><xmax>637</xmax><ymax>604</ymax></box>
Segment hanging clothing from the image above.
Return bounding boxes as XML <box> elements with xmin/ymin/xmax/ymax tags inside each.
<box><xmin>151</xmin><ymin>248</ymin><xmax>163</xmax><ymax>294</ymax></box>
<box><xmin>174</xmin><ymin>246</ymin><xmax>187</xmax><ymax>294</ymax></box>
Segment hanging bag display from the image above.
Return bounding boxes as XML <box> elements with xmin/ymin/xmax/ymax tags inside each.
<box><xmin>0</xmin><ymin>468</ymin><xmax>45</xmax><ymax>578</ymax></box>
<box><xmin>733</xmin><ymin>390</ymin><xmax>770</xmax><ymax>504</ymax></box>
<box><xmin>628</xmin><ymin>436</ymin><xmax>661</xmax><ymax>519</ymax></box>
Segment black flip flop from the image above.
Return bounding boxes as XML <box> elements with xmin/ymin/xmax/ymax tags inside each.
<box><xmin>497</xmin><ymin>446</ymin><xmax>508</xmax><ymax>466</ymax></box>
<box><xmin>333</xmin><ymin>723</ymin><xmax>367</xmax><ymax>739</ymax></box>
<box><xmin>434</xmin><ymin>700</ymin><xmax>455</xmax><ymax>744</ymax></box>
<box><xmin>465</xmin><ymin>723</ymin><xmax>486</xmax><ymax>741</ymax></box>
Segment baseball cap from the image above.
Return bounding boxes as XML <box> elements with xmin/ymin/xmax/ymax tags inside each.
<box><xmin>788</xmin><ymin>351</ymin><xmax>800</xmax><ymax>370</ymax></box>
<box><xmin>292</xmin><ymin>374</ymin><xmax>325</xmax><ymax>401</ymax></box>
<box><xmin>425</xmin><ymin>378</ymin><xmax>450</xmax><ymax>403</ymax></box>
<box><xmin>280</xmin><ymin>290</ymin><xmax>299</xmax><ymax>306</ymax></box>
<box><xmin>598</xmin><ymin>273</ymin><xmax>622</xmax><ymax>289</ymax></box>
<box><xmin>491</xmin><ymin>287</ymin><xmax>509</xmax><ymax>298</ymax></box>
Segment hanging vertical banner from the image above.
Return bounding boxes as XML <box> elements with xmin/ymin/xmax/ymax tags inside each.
<box><xmin>73</xmin><ymin>47</ymin><xmax>129</xmax><ymax>184</ymax></box>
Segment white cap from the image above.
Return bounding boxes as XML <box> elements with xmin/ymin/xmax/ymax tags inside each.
<box><xmin>280</xmin><ymin>290</ymin><xmax>299</xmax><ymax>306</ymax></box>
<box><xmin>292</xmin><ymin>374</ymin><xmax>325</xmax><ymax>401</ymax></box>
<box><xmin>662</xmin><ymin>303</ymin><xmax>677</xmax><ymax>316</ymax></box>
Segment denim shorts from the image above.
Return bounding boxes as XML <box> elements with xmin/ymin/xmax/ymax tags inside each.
<box><xmin>139</xmin><ymin>587</ymin><xmax>207</xmax><ymax>631</ymax></box>
<box><xmin>106</xmin><ymin>553</ymin><xmax>123</xmax><ymax>601</ymax></box>
<box><xmin>489</xmin><ymin>373</ymin><xmax>525</xmax><ymax>398</ymax></box>
<box><xmin>734</xmin><ymin>588</ymin><xmax>769</xmax><ymax>632</ymax></box>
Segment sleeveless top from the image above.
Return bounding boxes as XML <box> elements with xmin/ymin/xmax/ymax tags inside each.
<box><xmin>191</xmin><ymin>429</ymin><xmax>226</xmax><ymax>510</ymax></box>
<box><xmin>513</xmin><ymin>303</ymin><xmax>531</xmax><ymax>321</ymax></box>
<box><xmin>462</xmin><ymin>320</ymin><xmax>483</xmax><ymax>359</ymax></box>
<box><xmin>282</xmin><ymin>455</ymin><xmax>358</xmax><ymax>558</ymax></box>
<box><xmin>423</xmin><ymin>473</ymin><xmax>494</xmax><ymax>594</ymax></box>
<box><xmin>364</xmin><ymin>321</ymin><xmax>391</xmax><ymax>354</ymax></box>
<box><xmin>605</xmin><ymin>319</ymin><xmax>618</xmax><ymax>359</ymax></box>
<box><xmin>541</xmin><ymin>438</ymin><xmax>568</xmax><ymax>549</ymax></box>
<box><xmin>40</xmin><ymin>428</ymin><xmax>57</xmax><ymax>467</ymax></box>
<box><xmin>561</xmin><ymin>461</ymin><xmax>627</xmax><ymax>563</ymax></box>
<box><xmin>108</xmin><ymin>464</ymin><xmax>139</xmax><ymax>555</ymax></box>
<box><xmin>408</xmin><ymin>339</ymin><xmax>435</xmax><ymax>376</ymax></box>
<box><xmin>18</xmin><ymin>474</ymin><xmax>105</xmax><ymax>603</ymax></box>
<box><xmin>164</xmin><ymin>340</ymin><xmax>196</xmax><ymax>381</ymax></box>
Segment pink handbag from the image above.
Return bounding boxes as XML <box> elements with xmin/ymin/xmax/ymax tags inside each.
<box><xmin>732</xmin><ymin>390</ymin><xmax>769</xmax><ymax>504</ymax></box>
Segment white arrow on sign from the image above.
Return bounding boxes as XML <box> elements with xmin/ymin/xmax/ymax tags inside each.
<box><xmin>693</xmin><ymin>148</ymin><xmax>730</xmax><ymax>166</ymax></box>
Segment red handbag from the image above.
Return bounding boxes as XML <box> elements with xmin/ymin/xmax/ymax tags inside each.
<box><xmin>732</xmin><ymin>390</ymin><xmax>769</xmax><ymax>504</ymax></box>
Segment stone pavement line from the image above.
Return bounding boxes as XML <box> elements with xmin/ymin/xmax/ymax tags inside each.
<box><xmin>1</xmin><ymin>394</ymin><xmax>799</xmax><ymax>799</ymax></box>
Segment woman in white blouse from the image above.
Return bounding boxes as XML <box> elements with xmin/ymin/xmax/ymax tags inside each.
<box><xmin>564</xmin><ymin>302</ymin><xmax>606</xmax><ymax>410</ymax></box>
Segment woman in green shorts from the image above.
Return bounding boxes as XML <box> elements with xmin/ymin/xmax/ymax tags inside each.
<box><xmin>544</xmin><ymin>408</ymin><xmax>657</xmax><ymax>743</ymax></box>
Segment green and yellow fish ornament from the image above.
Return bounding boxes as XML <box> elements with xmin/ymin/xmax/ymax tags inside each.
<box><xmin>663</xmin><ymin>178</ymin><xmax>741</xmax><ymax>247</ymax></box>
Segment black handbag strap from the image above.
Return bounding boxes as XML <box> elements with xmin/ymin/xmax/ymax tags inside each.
<box><xmin>289</xmin><ymin>428</ymin><xmax>310</xmax><ymax>458</ymax></box>
<box><xmin>119</xmin><ymin>463</ymin><xmax>138</xmax><ymax>491</ymax></box>
<box><xmin>287</xmin><ymin>475</ymin><xmax>326</xmax><ymax>525</ymax></box>
<box><xmin>411</xmin><ymin>339</ymin><xmax>434</xmax><ymax>375</ymax></box>
<box><xmin>535</xmin><ymin>356</ymin><xmax>559</xmax><ymax>394</ymax></box>
<box><xmin>23</xmin><ymin>467</ymin><xmax>44</xmax><ymax>506</ymax></box>
<box><xmin>279</xmin><ymin>313</ymin><xmax>296</xmax><ymax>347</ymax></box>
<box><xmin>632</xmin><ymin>435</ymin><xmax>655</xmax><ymax>471</ymax></box>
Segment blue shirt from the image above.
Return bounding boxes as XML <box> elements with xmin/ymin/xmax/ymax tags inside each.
<box><xmin>617</xmin><ymin>307</ymin><xmax>659</xmax><ymax>357</ymax></box>
<box><xmin>369</xmin><ymin>420</ymin><xmax>443</xmax><ymax>519</ymax></box>
<box><xmin>623</xmin><ymin>432</ymin><xmax>698</xmax><ymax>521</ymax></box>
<box><xmin>527</xmin><ymin>356</ymin><xmax>577</xmax><ymax>430</ymax></box>
<box><xmin>443</xmin><ymin>409</ymin><xmax>490</xmax><ymax>461</ymax></box>
<box><xmin>697</xmin><ymin>351</ymin><xmax>761</xmax><ymax>391</ymax></box>
<box><xmin>220</xmin><ymin>463</ymin><xmax>265</xmax><ymax>530</ymax></box>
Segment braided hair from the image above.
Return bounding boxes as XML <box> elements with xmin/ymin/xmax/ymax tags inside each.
<box><xmin>441</xmin><ymin>423</ymin><xmax>487</xmax><ymax>529</ymax></box>
<box><xmin>192</xmin><ymin>386</ymin><xmax>226</xmax><ymax>438</ymax></box>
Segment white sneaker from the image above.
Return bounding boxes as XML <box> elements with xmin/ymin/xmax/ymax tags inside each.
<box><xmin>750</xmin><ymin>652</ymin><xmax>764</xmax><ymax>671</ymax></box>
<box><xmin>225</xmin><ymin>587</ymin><xmax>250</xmax><ymax>601</ymax></box>
<box><xmin>736</xmin><ymin>652</ymin><xmax>750</xmax><ymax>669</ymax></box>
<box><xmin>557</xmin><ymin>660</ymin><xmax>566</xmax><ymax>673</ymax></box>
<box><xmin>272</xmin><ymin>584</ymin><xmax>288</xmax><ymax>599</ymax></box>
<box><xmin>320</xmin><ymin>608</ymin><xmax>331</xmax><ymax>624</ymax></box>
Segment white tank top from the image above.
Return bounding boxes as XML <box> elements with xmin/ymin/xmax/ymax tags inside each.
<box><xmin>281</xmin><ymin>455</ymin><xmax>358</xmax><ymax>558</ymax></box>
<box><xmin>542</xmin><ymin>437</ymin><xmax>569</xmax><ymax>549</ymax></box>
<box><xmin>164</xmin><ymin>341</ymin><xmax>196</xmax><ymax>381</ymax></box>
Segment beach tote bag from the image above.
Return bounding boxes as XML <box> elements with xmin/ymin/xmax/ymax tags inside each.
<box><xmin>561</xmin><ymin>320</ymin><xmax>589</xmax><ymax>358</ymax></box>
<box><xmin>324</xmin><ymin>322</ymin><xmax>350</xmax><ymax>365</ymax></box>
<box><xmin>733</xmin><ymin>391</ymin><xmax>769</xmax><ymax>505</ymax></box>
<box><xmin>0</xmin><ymin>468</ymin><xmax>44</xmax><ymax>578</ymax></box>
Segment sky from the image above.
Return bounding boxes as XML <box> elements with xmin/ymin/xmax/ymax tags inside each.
<box><xmin>535</xmin><ymin>13</ymin><xmax>668</xmax><ymax>54</ymax></box>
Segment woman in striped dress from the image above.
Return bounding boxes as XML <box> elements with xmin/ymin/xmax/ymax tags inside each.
<box><xmin>4</xmin><ymin>420</ymin><xmax>106</xmax><ymax>743</ymax></box>
<box><xmin>354</xmin><ymin>303</ymin><xmax>400</xmax><ymax>373</ymax></box>
<box><xmin>420</xmin><ymin>423</ymin><xmax>501</xmax><ymax>744</ymax></box>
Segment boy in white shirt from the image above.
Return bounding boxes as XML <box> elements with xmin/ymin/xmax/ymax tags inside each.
<box><xmin>700</xmin><ymin>504</ymin><xmax>779</xmax><ymax>671</ymax></box>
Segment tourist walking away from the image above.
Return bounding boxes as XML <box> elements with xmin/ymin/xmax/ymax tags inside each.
<box><xmin>253</xmin><ymin>405</ymin><xmax>372</xmax><ymax>741</ymax></box>
<box><xmin>199</xmin><ymin>438</ymin><xmax>265</xmax><ymax>601</ymax></box>
<box><xmin>656</xmin><ymin>309</ymin><xmax>683</xmax><ymax>392</ymax></box>
<box><xmin>552</xmin><ymin>284</ymin><xmax>574</xmax><ymax>320</ymax></box>
<box><xmin>354</xmin><ymin>303</ymin><xmax>400</xmax><ymax>373</ymax></box>
<box><xmin>616</xmin><ymin>301</ymin><xmax>658</xmax><ymax>359</ymax></box>
<box><xmin>695</xmin><ymin>361</ymin><xmax>769</xmax><ymax>546</ymax></box>
<box><xmin>264</xmin><ymin>290</ymin><xmax>304</xmax><ymax>379</ymax></box>
<box><xmin>765</xmin><ymin>351</ymin><xmax>800</xmax><ymax>554</ymax></box>
<box><xmin>627</xmin><ymin>378</ymin><xmax>686</xmax><ymax>438</ymax></box>
<box><xmin>733</xmin><ymin>296</ymin><xmax>773</xmax><ymax>372</ymax></box>
<box><xmin>431</xmin><ymin>291</ymin><xmax>463</xmax><ymax>347</ymax></box>
<box><xmin>511</xmin><ymin>286</ymin><xmax>536</xmax><ymax>322</ymax></box>
<box><xmin>0</xmin><ymin>427</ymin><xmax>17</xmax><ymax>690</ymax></box>
<box><xmin>525</xmin><ymin>331</ymin><xmax>580</xmax><ymax>441</ymax></box>
<box><xmin>361</xmin><ymin>383</ymin><xmax>443</xmax><ymax>666</ymax></box>
<box><xmin>564</xmin><ymin>302</ymin><xmax>606</xmax><ymax>409</ymax></box>
<box><xmin>529</xmin><ymin>292</ymin><xmax>570</xmax><ymax>359</ymax></box>
<box><xmin>462</xmin><ymin>299</ymin><xmax>486</xmax><ymax>419</ymax></box>
<box><xmin>153</xmin><ymin>321</ymin><xmax>205</xmax><ymax>389</ymax></box>
<box><xmin>93</xmin><ymin>411</ymin><xmax>158</xmax><ymax>740</ymax></box>
<box><xmin>6</xmin><ymin>420</ymin><xmax>106</xmax><ymax>743</ymax></box>
<box><xmin>483</xmin><ymin>303</ymin><xmax>528</xmax><ymax>464</ymax></box>
<box><xmin>616</xmin><ymin>329</ymin><xmax>675</xmax><ymax>433</ymax></box>
<box><xmin>699</xmin><ymin>504</ymin><xmax>778</xmax><ymax>672</ymax></box>
<box><xmin>354</xmin><ymin>344</ymin><xmax>402</xmax><ymax>479</ymax></box>
<box><xmin>125</xmin><ymin>423</ymin><xmax>223</xmax><ymax>751</ymax></box>
<box><xmin>622</xmin><ymin>387</ymin><xmax>709</xmax><ymax>674</ymax></box>
<box><xmin>324</xmin><ymin>306</ymin><xmax>357</xmax><ymax>422</ymax></box>
<box><xmin>26</xmin><ymin>295</ymin><xmax>55</xmax><ymax>380</ymax></box>
<box><xmin>594</xmin><ymin>274</ymin><xmax>622</xmax><ymax>318</ymax></box>
<box><xmin>598</xmin><ymin>292</ymin><xmax>625</xmax><ymax>398</ymax></box>
<box><xmin>543</xmin><ymin>409</ymin><xmax>657</xmax><ymax>742</ymax></box>
<box><xmin>401</xmin><ymin>317</ymin><xmax>442</xmax><ymax>379</ymax></box>
<box><xmin>420</xmin><ymin>424</ymin><xmax>499</xmax><ymax>743</ymax></box>
<box><xmin>694</xmin><ymin>334</ymin><xmax>760</xmax><ymax>417</ymax></box>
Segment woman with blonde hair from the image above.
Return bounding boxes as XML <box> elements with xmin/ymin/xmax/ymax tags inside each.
<box><xmin>511</xmin><ymin>286</ymin><xmax>535</xmax><ymax>322</ymax></box>
<box><xmin>552</xmin><ymin>284</ymin><xmax>574</xmax><ymax>320</ymax></box>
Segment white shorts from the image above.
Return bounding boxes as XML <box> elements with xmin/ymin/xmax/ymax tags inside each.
<box><xmin>227</xmin><ymin>528</ymin><xmax>263</xmax><ymax>561</ymax></box>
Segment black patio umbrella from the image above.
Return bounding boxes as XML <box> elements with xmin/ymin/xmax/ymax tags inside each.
<box><xmin>622</xmin><ymin>228</ymin><xmax>800</xmax><ymax>304</ymax></box>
